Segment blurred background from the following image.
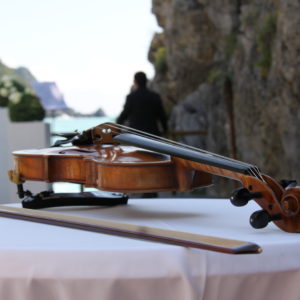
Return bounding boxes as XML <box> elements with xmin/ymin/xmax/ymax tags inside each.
<box><xmin>0</xmin><ymin>0</ymin><xmax>299</xmax><ymax>203</ymax></box>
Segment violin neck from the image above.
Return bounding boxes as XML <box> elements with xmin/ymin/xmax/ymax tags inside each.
<box><xmin>88</xmin><ymin>122</ymin><xmax>262</xmax><ymax>182</ymax></box>
<box><xmin>113</xmin><ymin>131</ymin><xmax>261</xmax><ymax>180</ymax></box>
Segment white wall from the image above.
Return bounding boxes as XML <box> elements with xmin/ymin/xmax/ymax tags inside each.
<box><xmin>0</xmin><ymin>109</ymin><xmax>10</xmax><ymax>203</ymax></box>
<box><xmin>0</xmin><ymin>108</ymin><xmax>50</xmax><ymax>203</ymax></box>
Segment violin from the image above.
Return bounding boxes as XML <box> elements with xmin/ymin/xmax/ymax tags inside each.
<box><xmin>9</xmin><ymin>122</ymin><xmax>300</xmax><ymax>233</ymax></box>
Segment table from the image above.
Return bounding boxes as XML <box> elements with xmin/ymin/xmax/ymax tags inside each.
<box><xmin>0</xmin><ymin>198</ymin><xmax>300</xmax><ymax>300</ymax></box>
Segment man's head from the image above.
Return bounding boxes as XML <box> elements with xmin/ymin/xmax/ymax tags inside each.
<box><xmin>134</xmin><ymin>72</ymin><xmax>147</xmax><ymax>88</ymax></box>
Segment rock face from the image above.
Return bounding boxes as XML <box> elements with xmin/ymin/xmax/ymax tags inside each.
<box><xmin>149</xmin><ymin>0</ymin><xmax>300</xmax><ymax>193</ymax></box>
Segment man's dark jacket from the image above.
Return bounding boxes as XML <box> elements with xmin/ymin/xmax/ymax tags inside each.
<box><xmin>117</xmin><ymin>87</ymin><xmax>167</xmax><ymax>136</ymax></box>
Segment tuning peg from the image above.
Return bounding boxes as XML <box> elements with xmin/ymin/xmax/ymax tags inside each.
<box><xmin>230</xmin><ymin>188</ymin><xmax>262</xmax><ymax>207</ymax></box>
<box><xmin>250</xmin><ymin>210</ymin><xmax>281</xmax><ymax>229</ymax></box>
<box><xmin>279</xmin><ymin>179</ymin><xmax>297</xmax><ymax>189</ymax></box>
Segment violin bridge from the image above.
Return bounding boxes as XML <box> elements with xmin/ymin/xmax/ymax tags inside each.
<box><xmin>91</xmin><ymin>123</ymin><xmax>121</xmax><ymax>145</ymax></box>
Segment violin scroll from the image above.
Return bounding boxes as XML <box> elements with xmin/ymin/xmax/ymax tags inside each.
<box><xmin>281</xmin><ymin>187</ymin><xmax>300</xmax><ymax>216</ymax></box>
<box><xmin>229</xmin><ymin>175</ymin><xmax>300</xmax><ymax>232</ymax></box>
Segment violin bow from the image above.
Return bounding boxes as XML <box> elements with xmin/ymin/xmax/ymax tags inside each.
<box><xmin>89</xmin><ymin>123</ymin><xmax>300</xmax><ymax>233</ymax></box>
<box><xmin>0</xmin><ymin>205</ymin><xmax>261</xmax><ymax>254</ymax></box>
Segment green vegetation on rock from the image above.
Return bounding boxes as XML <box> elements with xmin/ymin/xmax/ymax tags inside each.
<box><xmin>154</xmin><ymin>46</ymin><xmax>168</xmax><ymax>73</ymax></box>
<box><xmin>255</xmin><ymin>12</ymin><xmax>277</xmax><ymax>76</ymax></box>
<box><xmin>207</xmin><ymin>68</ymin><xmax>232</xmax><ymax>84</ymax></box>
<box><xmin>224</xmin><ymin>34</ymin><xmax>237</xmax><ymax>61</ymax></box>
<box><xmin>241</xmin><ymin>6</ymin><xmax>260</xmax><ymax>27</ymax></box>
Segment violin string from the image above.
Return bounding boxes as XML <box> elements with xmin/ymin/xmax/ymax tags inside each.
<box><xmin>253</xmin><ymin>167</ymin><xmax>264</xmax><ymax>181</ymax></box>
<box><xmin>106</xmin><ymin>123</ymin><xmax>261</xmax><ymax>177</ymax></box>
<box><xmin>105</xmin><ymin>123</ymin><xmax>258</xmax><ymax>175</ymax></box>
<box><xmin>248</xmin><ymin>169</ymin><xmax>258</xmax><ymax>179</ymax></box>
<box><xmin>106</xmin><ymin>123</ymin><xmax>267</xmax><ymax>183</ymax></box>
<box><xmin>106</xmin><ymin>123</ymin><xmax>251</xmax><ymax>167</ymax></box>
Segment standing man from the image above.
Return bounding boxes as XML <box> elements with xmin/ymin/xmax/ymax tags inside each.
<box><xmin>117</xmin><ymin>72</ymin><xmax>168</xmax><ymax>136</ymax></box>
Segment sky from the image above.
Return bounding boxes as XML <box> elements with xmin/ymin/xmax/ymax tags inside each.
<box><xmin>0</xmin><ymin>0</ymin><xmax>161</xmax><ymax>117</ymax></box>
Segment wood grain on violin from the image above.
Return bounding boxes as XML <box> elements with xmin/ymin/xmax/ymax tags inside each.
<box><xmin>9</xmin><ymin>122</ymin><xmax>300</xmax><ymax>233</ymax></box>
<box><xmin>12</xmin><ymin>145</ymin><xmax>212</xmax><ymax>192</ymax></box>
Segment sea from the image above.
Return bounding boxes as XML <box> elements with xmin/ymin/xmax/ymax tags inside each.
<box><xmin>45</xmin><ymin>116</ymin><xmax>115</xmax><ymax>137</ymax></box>
<box><xmin>44</xmin><ymin>116</ymin><xmax>115</xmax><ymax>193</ymax></box>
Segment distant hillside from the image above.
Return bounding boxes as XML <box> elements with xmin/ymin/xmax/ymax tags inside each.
<box><xmin>0</xmin><ymin>59</ymin><xmax>106</xmax><ymax>118</ymax></box>
<box><xmin>14</xmin><ymin>66</ymin><xmax>36</xmax><ymax>83</ymax></box>
<box><xmin>0</xmin><ymin>60</ymin><xmax>36</xmax><ymax>87</ymax></box>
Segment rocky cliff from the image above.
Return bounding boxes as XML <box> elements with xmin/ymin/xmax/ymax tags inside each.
<box><xmin>149</xmin><ymin>0</ymin><xmax>300</xmax><ymax>194</ymax></box>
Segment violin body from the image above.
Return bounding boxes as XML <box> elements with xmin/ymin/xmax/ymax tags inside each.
<box><xmin>12</xmin><ymin>145</ymin><xmax>212</xmax><ymax>193</ymax></box>
<box><xmin>9</xmin><ymin>122</ymin><xmax>300</xmax><ymax>233</ymax></box>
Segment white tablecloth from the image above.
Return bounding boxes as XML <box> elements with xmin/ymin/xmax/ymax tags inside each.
<box><xmin>0</xmin><ymin>198</ymin><xmax>300</xmax><ymax>300</ymax></box>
